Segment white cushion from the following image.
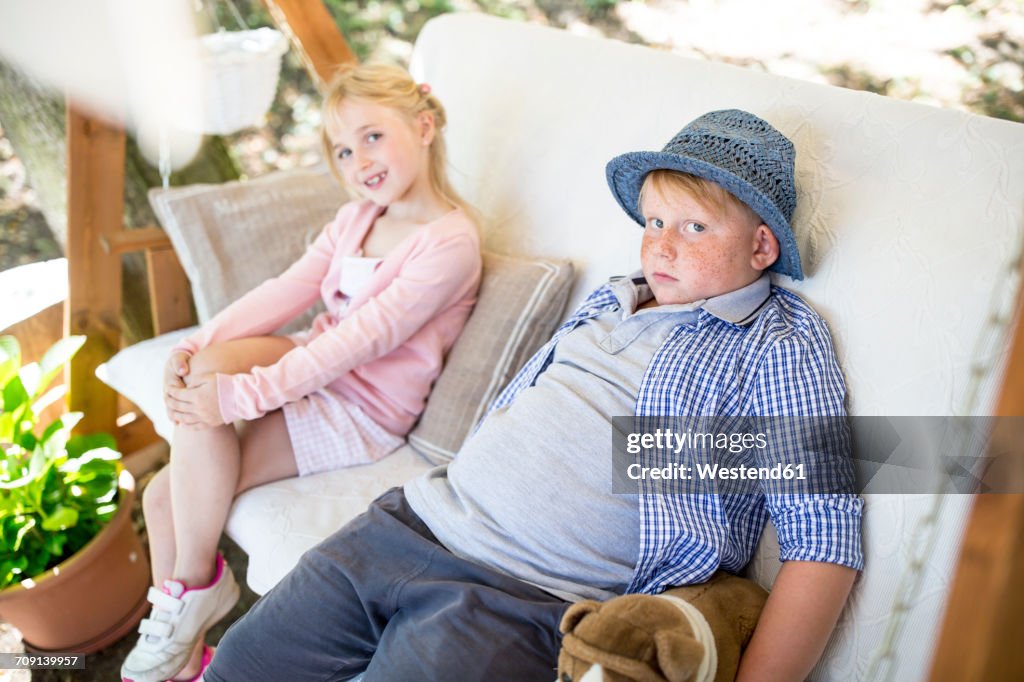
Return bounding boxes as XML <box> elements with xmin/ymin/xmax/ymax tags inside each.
<box><xmin>97</xmin><ymin>327</ymin><xmax>195</xmax><ymax>441</ymax></box>
<box><xmin>225</xmin><ymin>445</ymin><xmax>433</xmax><ymax>595</ymax></box>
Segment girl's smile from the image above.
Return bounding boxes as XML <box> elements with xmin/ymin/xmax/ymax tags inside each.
<box><xmin>363</xmin><ymin>171</ymin><xmax>387</xmax><ymax>188</ymax></box>
<box><xmin>326</xmin><ymin>99</ymin><xmax>434</xmax><ymax>210</ymax></box>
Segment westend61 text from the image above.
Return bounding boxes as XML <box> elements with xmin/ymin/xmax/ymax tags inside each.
<box><xmin>627</xmin><ymin>462</ymin><xmax>808</xmax><ymax>481</ymax></box>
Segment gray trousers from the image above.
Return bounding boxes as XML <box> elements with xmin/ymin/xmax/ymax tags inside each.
<box><xmin>204</xmin><ymin>488</ymin><xmax>569</xmax><ymax>682</ymax></box>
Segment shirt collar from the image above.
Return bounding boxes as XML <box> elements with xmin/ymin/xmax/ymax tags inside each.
<box><xmin>701</xmin><ymin>273</ymin><xmax>772</xmax><ymax>325</ymax></box>
<box><xmin>608</xmin><ymin>272</ymin><xmax>772</xmax><ymax>326</ymax></box>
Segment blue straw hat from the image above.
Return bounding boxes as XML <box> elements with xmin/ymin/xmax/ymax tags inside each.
<box><xmin>605</xmin><ymin>109</ymin><xmax>802</xmax><ymax>280</ymax></box>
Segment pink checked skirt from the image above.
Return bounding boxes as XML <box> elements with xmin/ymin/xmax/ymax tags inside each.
<box><xmin>281</xmin><ymin>390</ymin><xmax>403</xmax><ymax>477</ymax></box>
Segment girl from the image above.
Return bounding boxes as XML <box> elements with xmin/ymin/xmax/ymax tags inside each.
<box><xmin>121</xmin><ymin>63</ymin><xmax>481</xmax><ymax>682</ymax></box>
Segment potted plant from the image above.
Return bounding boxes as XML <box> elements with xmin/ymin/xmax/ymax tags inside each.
<box><xmin>0</xmin><ymin>334</ymin><xmax>150</xmax><ymax>652</ymax></box>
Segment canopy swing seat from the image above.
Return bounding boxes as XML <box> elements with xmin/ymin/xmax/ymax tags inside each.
<box><xmin>62</xmin><ymin>1</ymin><xmax>1024</xmax><ymax>678</ymax></box>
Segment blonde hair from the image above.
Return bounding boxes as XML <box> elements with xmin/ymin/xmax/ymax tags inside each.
<box><xmin>320</xmin><ymin>62</ymin><xmax>472</xmax><ymax>216</ymax></box>
<box><xmin>639</xmin><ymin>169</ymin><xmax>761</xmax><ymax>227</ymax></box>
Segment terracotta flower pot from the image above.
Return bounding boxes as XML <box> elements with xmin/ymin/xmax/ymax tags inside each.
<box><xmin>0</xmin><ymin>469</ymin><xmax>151</xmax><ymax>653</ymax></box>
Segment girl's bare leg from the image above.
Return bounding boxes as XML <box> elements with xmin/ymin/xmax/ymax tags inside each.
<box><xmin>143</xmin><ymin>409</ymin><xmax>299</xmax><ymax>679</ymax></box>
<box><xmin>142</xmin><ymin>410</ymin><xmax>299</xmax><ymax>585</ymax></box>
<box><xmin>141</xmin><ymin>336</ymin><xmax>301</xmax><ymax>679</ymax></box>
<box><xmin>167</xmin><ymin>337</ymin><xmax>296</xmax><ymax>582</ymax></box>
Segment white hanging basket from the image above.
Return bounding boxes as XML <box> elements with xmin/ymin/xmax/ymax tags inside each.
<box><xmin>196</xmin><ymin>27</ymin><xmax>288</xmax><ymax>135</ymax></box>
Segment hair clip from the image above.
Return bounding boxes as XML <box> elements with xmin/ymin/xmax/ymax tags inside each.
<box><xmin>419</xmin><ymin>83</ymin><xmax>432</xmax><ymax>95</ymax></box>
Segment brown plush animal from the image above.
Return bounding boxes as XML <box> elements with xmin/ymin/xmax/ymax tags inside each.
<box><xmin>557</xmin><ymin>572</ymin><xmax>768</xmax><ymax>682</ymax></box>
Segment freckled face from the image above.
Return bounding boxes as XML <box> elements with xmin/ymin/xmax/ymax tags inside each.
<box><xmin>327</xmin><ymin>99</ymin><xmax>431</xmax><ymax>207</ymax></box>
<box><xmin>640</xmin><ymin>187</ymin><xmax>772</xmax><ymax>305</ymax></box>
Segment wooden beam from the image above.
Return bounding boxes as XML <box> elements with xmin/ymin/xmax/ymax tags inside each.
<box><xmin>100</xmin><ymin>225</ymin><xmax>172</xmax><ymax>256</ymax></box>
<box><xmin>146</xmin><ymin>248</ymin><xmax>194</xmax><ymax>335</ymax></box>
<box><xmin>930</xmin><ymin>258</ymin><xmax>1024</xmax><ymax>681</ymax></box>
<box><xmin>65</xmin><ymin>106</ymin><xmax>124</xmax><ymax>436</ymax></box>
<box><xmin>263</xmin><ymin>0</ymin><xmax>357</xmax><ymax>89</ymax></box>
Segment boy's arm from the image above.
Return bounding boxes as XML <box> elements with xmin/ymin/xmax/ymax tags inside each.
<box><xmin>735</xmin><ymin>560</ymin><xmax>856</xmax><ymax>682</ymax></box>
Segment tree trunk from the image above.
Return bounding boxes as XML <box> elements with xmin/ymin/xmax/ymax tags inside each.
<box><xmin>0</xmin><ymin>58</ymin><xmax>241</xmax><ymax>343</ymax></box>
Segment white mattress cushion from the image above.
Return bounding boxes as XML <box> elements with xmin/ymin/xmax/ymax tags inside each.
<box><xmin>96</xmin><ymin>327</ymin><xmax>195</xmax><ymax>441</ymax></box>
<box><xmin>224</xmin><ymin>445</ymin><xmax>434</xmax><ymax>595</ymax></box>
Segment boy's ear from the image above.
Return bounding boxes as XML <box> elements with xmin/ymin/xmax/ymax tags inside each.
<box><xmin>416</xmin><ymin>111</ymin><xmax>437</xmax><ymax>146</ymax></box>
<box><xmin>751</xmin><ymin>224</ymin><xmax>780</xmax><ymax>272</ymax></box>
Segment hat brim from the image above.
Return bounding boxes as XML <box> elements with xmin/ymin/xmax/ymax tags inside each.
<box><xmin>605</xmin><ymin>150</ymin><xmax>804</xmax><ymax>280</ymax></box>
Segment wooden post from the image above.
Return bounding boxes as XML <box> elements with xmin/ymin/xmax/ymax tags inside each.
<box><xmin>263</xmin><ymin>0</ymin><xmax>357</xmax><ymax>88</ymax></box>
<box><xmin>929</xmin><ymin>263</ymin><xmax>1024</xmax><ymax>680</ymax></box>
<box><xmin>146</xmin><ymin>247</ymin><xmax>194</xmax><ymax>336</ymax></box>
<box><xmin>65</xmin><ymin>106</ymin><xmax>124</xmax><ymax>435</ymax></box>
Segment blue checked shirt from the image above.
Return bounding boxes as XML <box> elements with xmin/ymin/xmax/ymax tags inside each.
<box><xmin>484</xmin><ymin>276</ymin><xmax>864</xmax><ymax>595</ymax></box>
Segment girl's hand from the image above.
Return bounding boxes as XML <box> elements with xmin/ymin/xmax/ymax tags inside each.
<box><xmin>166</xmin><ymin>378</ymin><xmax>224</xmax><ymax>430</ymax></box>
<box><xmin>164</xmin><ymin>351</ymin><xmax>191</xmax><ymax>421</ymax></box>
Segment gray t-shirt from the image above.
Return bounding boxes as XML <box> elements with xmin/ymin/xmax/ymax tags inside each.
<box><xmin>405</xmin><ymin>276</ymin><xmax>700</xmax><ymax>601</ymax></box>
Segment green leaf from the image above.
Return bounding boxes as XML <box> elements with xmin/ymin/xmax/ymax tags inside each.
<box><xmin>41</xmin><ymin>432</ymin><xmax>70</xmax><ymax>471</ymax></box>
<box><xmin>27</xmin><ymin>444</ymin><xmax>48</xmax><ymax>478</ymax></box>
<box><xmin>95</xmin><ymin>503</ymin><xmax>118</xmax><ymax>519</ymax></box>
<box><xmin>44</xmin><ymin>532</ymin><xmax>66</xmax><ymax>556</ymax></box>
<box><xmin>0</xmin><ymin>336</ymin><xmax>20</xmax><ymax>392</ymax></box>
<box><xmin>18</xmin><ymin>432</ymin><xmax>37</xmax><ymax>453</ymax></box>
<box><xmin>12</xmin><ymin>407</ymin><xmax>34</xmax><ymax>447</ymax></box>
<box><xmin>35</xmin><ymin>336</ymin><xmax>85</xmax><ymax>400</ymax></box>
<box><xmin>12</xmin><ymin>515</ymin><xmax>37</xmax><ymax>550</ymax></box>
<box><xmin>31</xmin><ymin>384</ymin><xmax>67</xmax><ymax>417</ymax></box>
<box><xmin>0</xmin><ymin>471</ymin><xmax>37</xmax><ymax>490</ymax></box>
<box><xmin>61</xmin><ymin>448</ymin><xmax>120</xmax><ymax>476</ymax></box>
<box><xmin>66</xmin><ymin>433</ymin><xmax>118</xmax><ymax>460</ymax></box>
<box><xmin>2</xmin><ymin>376</ymin><xmax>30</xmax><ymax>416</ymax></box>
<box><xmin>1</xmin><ymin>555</ymin><xmax>29</xmax><ymax>589</ymax></box>
<box><xmin>17</xmin><ymin>362</ymin><xmax>41</xmax><ymax>402</ymax></box>
<box><xmin>41</xmin><ymin>505</ymin><xmax>78</xmax><ymax>532</ymax></box>
<box><xmin>0</xmin><ymin>494</ymin><xmax>20</xmax><ymax>517</ymax></box>
<box><xmin>40</xmin><ymin>412</ymin><xmax>84</xmax><ymax>445</ymax></box>
<box><xmin>0</xmin><ymin>410</ymin><xmax>14</xmax><ymax>444</ymax></box>
<box><xmin>38</xmin><ymin>336</ymin><xmax>85</xmax><ymax>378</ymax></box>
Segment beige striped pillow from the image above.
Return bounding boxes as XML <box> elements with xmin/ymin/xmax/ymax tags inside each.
<box><xmin>148</xmin><ymin>166</ymin><xmax>348</xmax><ymax>333</ymax></box>
<box><xmin>408</xmin><ymin>252</ymin><xmax>574</xmax><ymax>464</ymax></box>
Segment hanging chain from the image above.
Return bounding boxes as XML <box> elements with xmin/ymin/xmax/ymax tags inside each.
<box><xmin>158</xmin><ymin>127</ymin><xmax>172</xmax><ymax>190</ymax></box>
<box><xmin>262</xmin><ymin>0</ymin><xmax>324</xmax><ymax>92</ymax></box>
<box><xmin>195</xmin><ymin>0</ymin><xmax>248</xmax><ymax>33</ymax></box>
<box><xmin>222</xmin><ymin>0</ymin><xmax>248</xmax><ymax>31</ymax></box>
<box><xmin>861</xmin><ymin>231</ymin><xmax>1024</xmax><ymax>681</ymax></box>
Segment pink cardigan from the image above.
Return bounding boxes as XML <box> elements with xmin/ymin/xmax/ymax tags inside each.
<box><xmin>173</xmin><ymin>200</ymin><xmax>481</xmax><ymax>435</ymax></box>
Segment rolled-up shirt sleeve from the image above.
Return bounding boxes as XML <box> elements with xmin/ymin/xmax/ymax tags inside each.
<box><xmin>753</xmin><ymin>326</ymin><xmax>865</xmax><ymax>571</ymax></box>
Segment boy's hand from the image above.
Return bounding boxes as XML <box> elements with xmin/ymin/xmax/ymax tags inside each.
<box><xmin>164</xmin><ymin>351</ymin><xmax>191</xmax><ymax>422</ymax></box>
<box><xmin>165</xmin><ymin>378</ymin><xmax>224</xmax><ymax>430</ymax></box>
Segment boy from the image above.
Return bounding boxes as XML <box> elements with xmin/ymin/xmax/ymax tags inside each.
<box><xmin>203</xmin><ymin>110</ymin><xmax>863</xmax><ymax>682</ymax></box>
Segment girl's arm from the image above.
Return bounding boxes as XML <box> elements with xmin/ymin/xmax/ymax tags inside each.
<box><xmin>735</xmin><ymin>560</ymin><xmax>857</xmax><ymax>681</ymax></box>
<box><xmin>173</xmin><ymin>207</ymin><xmax>350</xmax><ymax>356</ymax></box>
<box><xmin>216</xmin><ymin>230</ymin><xmax>480</xmax><ymax>422</ymax></box>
